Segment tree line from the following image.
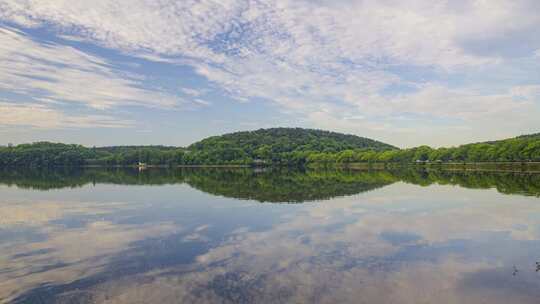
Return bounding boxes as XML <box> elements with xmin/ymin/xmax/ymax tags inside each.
<box><xmin>306</xmin><ymin>135</ymin><xmax>540</xmax><ymax>165</ymax></box>
<box><xmin>0</xmin><ymin>130</ymin><xmax>539</xmax><ymax>168</ymax></box>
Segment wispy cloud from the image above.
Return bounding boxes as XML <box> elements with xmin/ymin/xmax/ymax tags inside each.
<box><xmin>0</xmin><ymin>102</ymin><xmax>132</xmax><ymax>129</ymax></box>
<box><xmin>0</xmin><ymin>27</ymin><xmax>181</xmax><ymax>110</ymax></box>
<box><xmin>181</xmin><ymin>88</ymin><xmax>205</xmax><ymax>97</ymax></box>
<box><xmin>0</xmin><ymin>0</ymin><xmax>539</xmax><ymax>145</ymax></box>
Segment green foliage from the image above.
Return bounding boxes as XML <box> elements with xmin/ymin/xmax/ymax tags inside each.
<box><xmin>0</xmin><ymin>142</ymin><xmax>186</xmax><ymax>168</ymax></box>
<box><xmin>1</xmin><ymin>130</ymin><xmax>539</xmax><ymax>167</ymax></box>
<box><xmin>188</xmin><ymin>127</ymin><xmax>396</xmax><ymax>165</ymax></box>
<box><xmin>0</xmin><ymin>142</ymin><xmax>91</xmax><ymax>168</ymax></box>
<box><xmin>306</xmin><ymin>134</ymin><xmax>540</xmax><ymax>165</ymax></box>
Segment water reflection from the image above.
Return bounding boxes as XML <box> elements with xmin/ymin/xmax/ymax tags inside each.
<box><xmin>1</xmin><ymin>167</ymin><xmax>540</xmax><ymax>200</ymax></box>
<box><xmin>1</xmin><ymin>168</ymin><xmax>540</xmax><ymax>303</ymax></box>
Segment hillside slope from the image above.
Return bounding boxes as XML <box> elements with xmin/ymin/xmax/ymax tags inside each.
<box><xmin>2</xmin><ymin>130</ymin><xmax>538</xmax><ymax>167</ymax></box>
<box><xmin>189</xmin><ymin>128</ymin><xmax>396</xmax><ymax>156</ymax></box>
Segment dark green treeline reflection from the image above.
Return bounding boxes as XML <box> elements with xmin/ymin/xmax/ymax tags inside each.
<box><xmin>1</xmin><ymin>168</ymin><xmax>539</xmax><ymax>201</ymax></box>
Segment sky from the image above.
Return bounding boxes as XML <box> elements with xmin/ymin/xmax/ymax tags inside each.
<box><xmin>0</xmin><ymin>0</ymin><xmax>539</xmax><ymax>148</ymax></box>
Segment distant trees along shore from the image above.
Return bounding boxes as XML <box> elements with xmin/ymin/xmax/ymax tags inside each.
<box><xmin>1</xmin><ymin>128</ymin><xmax>539</xmax><ymax>167</ymax></box>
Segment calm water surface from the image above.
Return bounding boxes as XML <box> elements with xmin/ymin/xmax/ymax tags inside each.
<box><xmin>1</xmin><ymin>168</ymin><xmax>540</xmax><ymax>303</ymax></box>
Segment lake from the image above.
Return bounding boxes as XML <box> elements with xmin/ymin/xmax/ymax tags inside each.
<box><xmin>1</xmin><ymin>168</ymin><xmax>540</xmax><ymax>303</ymax></box>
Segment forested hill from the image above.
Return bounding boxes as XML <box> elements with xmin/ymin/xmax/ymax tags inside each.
<box><xmin>1</xmin><ymin>129</ymin><xmax>539</xmax><ymax>168</ymax></box>
<box><xmin>189</xmin><ymin>128</ymin><xmax>396</xmax><ymax>154</ymax></box>
<box><xmin>0</xmin><ymin>129</ymin><xmax>395</xmax><ymax>167</ymax></box>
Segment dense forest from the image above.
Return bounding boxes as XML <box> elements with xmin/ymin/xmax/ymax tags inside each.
<box><xmin>189</xmin><ymin>127</ymin><xmax>395</xmax><ymax>156</ymax></box>
<box><xmin>307</xmin><ymin>132</ymin><xmax>540</xmax><ymax>165</ymax></box>
<box><xmin>0</xmin><ymin>128</ymin><xmax>539</xmax><ymax>168</ymax></box>
<box><xmin>0</xmin><ymin>142</ymin><xmax>183</xmax><ymax>168</ymax></box>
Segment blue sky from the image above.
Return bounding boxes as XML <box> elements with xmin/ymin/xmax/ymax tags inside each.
<box><xmin>0</xmin><ymin>0</ymin><xmax>539</xmax><ymax>148</ymax></box>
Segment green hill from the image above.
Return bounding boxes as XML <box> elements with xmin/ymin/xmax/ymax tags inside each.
<box><xmin>184</xmin><ymin>128</ymin><xmax>396</xmax><ymax>165</ymax></box>
<box><xmin>1</xmin><ymin>129</ymin><xmax>539</xmax><ymax>167</ymax></box>
<box><xmin>189</xmin><ymin>128</ymin><xmax>396</xmax><ymax>155</ymax></box>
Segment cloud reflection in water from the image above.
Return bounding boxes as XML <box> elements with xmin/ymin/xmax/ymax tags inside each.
<box><xmin>1</xmin><ymin>169</ymin><xmax>540</xmax><ymax>303</ymax></box>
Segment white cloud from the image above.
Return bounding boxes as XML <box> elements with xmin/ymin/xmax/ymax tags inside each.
<box><xmin>0</xmin><ymin>0</ymin><xmax>539</xmax><ymax>144</ymax></box>
<box><xmin>302</xmin><ymin>84</ymin><xmax>540</xmax><ymax>147</ymax></box>
<box><xmin>0</xmin><ymin>27</ymin><xmax>181</xmax><ymax>110</ymax></box>
<box><xmin>510</xmin><ymin>85</ymin><xmax>540</xmax><ymax>100</ymax></box>
<box><xmin>181</xmin><ymin>88</ymin><xmax>204</xmax><ymax>97</ymax></box>
<box><xmin>4</xmin><ymin>1</ymin><xmax>536</xmax><ymax>66</ymax></box>
<box><xmin>193</xmin><ymin>99</ymin><xmax>211</xmax><ymax>106</ymax></box>
<box><xmin>0</xmin><ymin>102</ymin><xmax>132</xmax><ymax>129</ymax></box>
<box><xmin>369</xmin><ymin>85</ymin><xmax>535</xmax><ymax>121</ymax></box>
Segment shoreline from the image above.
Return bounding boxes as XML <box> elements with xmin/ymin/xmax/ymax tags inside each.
<box><xmin>340</xmin><ymin>161</ymin><xmax>540</xmax><ymax>173</ymax></box>
<box><xmin>2</xmin><ymin>162</ymin><xmax>540</xmax><ymax>173</ymax></box>
<box><xmin>81</xmin><ymin>164</ymin><xmax>251</xmax><ymax>168</ymax></box>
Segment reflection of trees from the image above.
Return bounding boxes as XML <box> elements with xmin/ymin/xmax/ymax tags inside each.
<box><xmin>0</xmin><ymin>168</ymin><xmax>187</xmax><ymax>190</ymax></box>
<box><xmin>1</xmin><ymin>168</ymin><xmax>539</xmax><ymax>200</ymax></box>
<box><xmin>184</xmin><ymin>168</ymin><xmax>397</xmax><ymax>203</ymax></box>
<box><xmin>0</xmin><ymin>168</ymin><xmax>397</xmax><ymax>202</ymax></box>
<box><xmin>393</xmin><ymin>170</ymin><xmax>540</xmax><ymax>197</ymax></box>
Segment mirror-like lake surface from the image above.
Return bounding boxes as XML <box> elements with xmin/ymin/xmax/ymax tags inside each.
<box><xmin>1</xmin><ymin>168</ymin><xmax>540</xmax><ymax>303</ymax></box>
